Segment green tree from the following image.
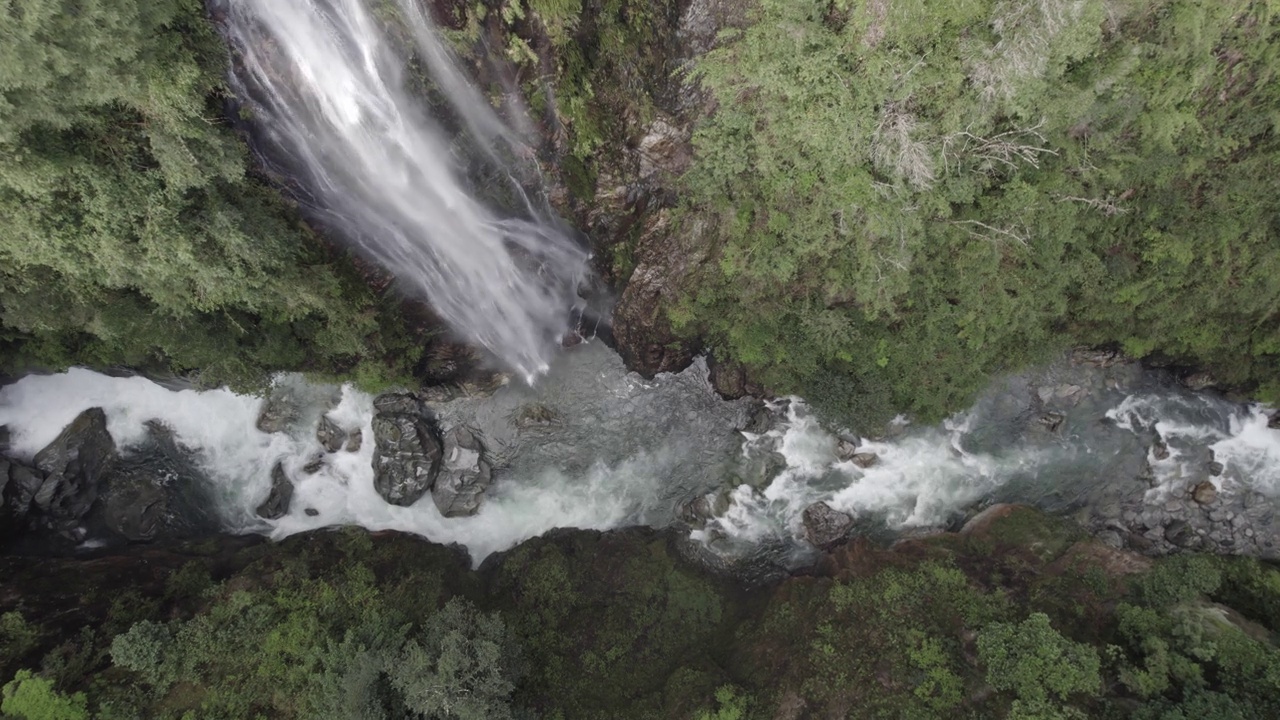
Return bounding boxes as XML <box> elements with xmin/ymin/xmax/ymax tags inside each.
<box><xmin>0</xmin><ymin>0</ymin><xmax>418</xmax><ymax>387</ymax></box>
<box><xmin>0</xmin><ymin>670</ymin><xmax>88</xmax><ymax>720</ymax></box>
<box><xmin>978</xmin><ymin>613</ymin><xmax>1101</xmax><ymax>717</ymax></box>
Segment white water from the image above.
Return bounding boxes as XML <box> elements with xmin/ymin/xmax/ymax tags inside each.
<box><xmin>5</xmin><ymin>351</ymin><xmax>1280</xmax><ymax>566</ymax></box>
<box><xmin>222</xmin><ymin>0</ymin><xmax>590</xmax><ymax>379</ymax></box>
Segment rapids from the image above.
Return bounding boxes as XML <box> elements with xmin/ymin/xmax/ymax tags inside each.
<box><xmin>2</xmin><ymin>344</ymin><xmax>1279</xmax><ymax>566</ymax></box>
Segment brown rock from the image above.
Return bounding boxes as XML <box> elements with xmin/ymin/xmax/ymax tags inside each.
<box><xmin>851</xmin><ymin>452</ymin><xmax>879</xmax><ymax>469</ymax></box>
<box><xmin>802</xmin><ymin>502</ymin><xmax>855</xmax><ymax>549</ymax></box>
<box><xmin>1192</xmin><ymin>481</ymin><xmax>1217</xmax><ymax>505</ymax></box>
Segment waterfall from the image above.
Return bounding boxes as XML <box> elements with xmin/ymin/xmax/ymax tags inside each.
<box><xmin>221</xmin><ymin>0</ymin><xmax>591</xmax><ymax>381</ymax></box>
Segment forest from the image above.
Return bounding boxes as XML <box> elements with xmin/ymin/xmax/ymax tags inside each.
<box><xmin>2</xmin><ymin>0</ymin><xmax>1280</xmax><ymax>718</ymax></box>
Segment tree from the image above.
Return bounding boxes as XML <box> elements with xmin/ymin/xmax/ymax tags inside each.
<box><xmin>0</xmin><ymin>670</ymin><xmax>88</xmax><ymax>720</ymax></box>
<box><xmin>978</xmin><ymin>612</ymin><xmax>1100</xmax><ymax>717</ymax></box>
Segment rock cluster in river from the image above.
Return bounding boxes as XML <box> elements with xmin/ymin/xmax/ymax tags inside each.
<box><xmin>1</xmin><ymin>408</ymin><xmax>116</xmax><ymax>542</ymax></box>
<box><xmin>369</xmin><ymin>393</ymin><xmax>492</xmax><ymax>516</ymax></box>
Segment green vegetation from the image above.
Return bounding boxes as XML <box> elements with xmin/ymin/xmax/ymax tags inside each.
<box><xmin>2</xmin><ymin>514</ymin><xmax>1278</xmax><ymax>719</ymax></box>
<box><xmin>678</xmin><ymin>0</ymin><xmax>1280</xmax><ymax>424</ymax></box>
<box><xmin>0</xmin><ymin>0</ymin><xmax>423</xmax><ymax>388</ymax></box>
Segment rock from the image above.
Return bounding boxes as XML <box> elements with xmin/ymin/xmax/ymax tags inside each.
<box><xmin>802</xmin><ymin>502</ymin><xmax>855</xmax><ymax>549</ymax></box>
<box><xmin>738</xmin><ymin>447</ymin><xmax>787</xmax><ymax>489</ymax></box>
<box><xmin>0</xmin><ymin>425</ymin><xmax>8</xmax><ymax>455</ymax></box>
<box><xmin>850</xmin><ymin>452</ymin><xmax>879</xmax><ymax>469</ymax></box>
<box><xmin>28</xmin><ymin>408</ymin><xmax>117</xmax><ymax>526</ymax></box>
<box><xmin>1192</xmin><ymin>481</ymin><xmax>1217</xmax><ymax>505</ymax></box>
<box><xmin>637</xmin><ymin>117</ymin><xmax>692</xmax><ymax>180</ymax></box>
<box><xmin>742</xmin><ymin>402</ymin><xmax>781</xmax><ymax>435</ymax></box>
<box><xmin>302</xmin><ymin>456</ymin><xmax>324</xmax><ymax>474</ymax></box>
<box><xmin>1071</xmin><ymin>347</ymin><xmax>1125</xmax><ymax>368</ymax></box>
<box><xmin>1127</xmin><ymin>532</ymin><xmax>1154</xmax><ymax>551</ymax></box>
<box><xmin>1164</xmin><ymin>520</ymin><xmax>1196</xmax><ymax>548</ymax></box>
<box><xmin>373</xmin><ymin>392</ymin><xmax>425</xmax><ymax>417</ymax></box>
<box><xmin>316</xmin><ymin>415</ymin><xmax>347</xmax><ymax>453</ymax></box>
<box><xmin>1151</xmin><ymin>439</ymin><xmax>1170</xmax><ymax>461</ymax></box>
<box><xmin>1180</xmin><ymin>371</ymin><xmax>1217</xmax><ymax>391</ymax></box>
<box><xmin>371</xmin><ymin>413</ymin><xmax>442</xmax><ymax>507</ymax></box>
<box><xmin>431</xmin><ymin>427</ymin><xmax>492</xmax><ymax>517</ymax></box>
<box><xmin>1207</xmin><ymin>460</ymin><xmax>1224</xmax><ymax>477</ymax></box>
<box><xmin>1034</xmin><ymin>412</ymin><xmax>1065</xmax><ymax>433</ymax></box>
<box><xmin>304</xmin><ymin>507</ymin><xmax>319</xmax><ymax>517</ymax></box>
<box><xmin>707</xmin><ymin>352</ymin><xmax>765</xmax><ymax>400</ymax></box>
<box><xmin>345</xmin><ymin>431</ymin><xmax>363</xmax><ymax>453</ymax></box>
<box><xmin>255</xmin><ymin>462</ymin><xmax>293</xmax><ymax>520</ymax></box>
<box><xmin>1269</xmin><ymin>412</ymin><xmax>1280</xmax><ymax>430</ymax></box>
<box><xmin>835</xmin><ymin>439</ymin><xmax>858</xmax><ymax>461</ymax></box>
<box><xmin>256</xmin><ymin>393</ymin><xmax>300</xmax><ymax>434</ymax></box>
<box><xmin>612</xmin><ymin>212</ymin><xmax>707</xmax><ymax>378</ymax></box>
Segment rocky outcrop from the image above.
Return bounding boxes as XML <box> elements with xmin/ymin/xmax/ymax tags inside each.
<box><xmin>316</xmin><ymin>414</ymin><xmax>347</xmax><ymax>453</ymax></box>
<box><xmin>255</xmin><ymin>462</ymin><xmax>294</xmax><ymax>520</ymax></box>
<box><xmin>96</xmin><ymin>421</ymin><xmax>217</xmax><ymax>541</ymax></box>
<box><xmin>1088</xmin><ymin>482</ymin><xmax>1278</xmax><ymax>559</ymax></box>
<box><xmin>431</xmin><ymin>428</ymin><xmax>491</xmax><ymax>517</ymax></box>
<box><xmin>371</xmin><ymin>394</ymin><xmax>442</xmax><ymax>507</ymax></box>
<box><xmin>802</xmin><ymin>502</ymin><xmax>855</xmax><ymax>549</ymax></box>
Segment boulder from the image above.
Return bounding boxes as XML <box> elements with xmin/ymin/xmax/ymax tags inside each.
<box><xmin>1034</xmin><ymin>412</ymin><xmax>1065</xmax><ymax>433</ymax></box>
<box><xmin>96</xmin><ymin>421</ymin><xmax>218</xmax><ymax>542</ymax></box>
<box><xmin>345</xmin><ymin>431</ymin><xmax>363</xmax><ymax>453</ymax></box>
<box><xmin>1151</xmin><ymin>439</ymin><xmax>1170</xmax><ymax>461</ymax></box>
<box><xmin>802</xmin><ymin>501</ymin><xmax>855</xmax><ymax>549</ymax></box>
<box><xmin>371</xmin><ymin>413</ymin><xmax>442</xmax><ymax>507</ymax></box>
<box><xmin>431</xmin><ymin>428</ymin><xmax>492</xmax><ymax>517</ymax></box>
<box><xmin>738</xmin><ymin>446</ymin><xmax>787</xmax><ymax>489</ymax></box>
<box><xmin>255</xmin><ymin>462</ymin><xmax>294</xmax><ymax>520</ymax></box>
<box><xmin>835</xmin><ymin>439</ymin><xmax>858</xmax><ymax>461</ymax></box>
<box><xmin>1180</xmin><ymin>371</ymin><xmax>1217</xmax><ymax>392</ymax></box>
<box><xmin>29</xmin><ymin>407</ymin><xmax>117</xmax><ymax>526</ymax></box>
<box><xmin>1164</xmin><ymin>520</ymin><xmax>1197</xmax><ymax>548</ymax></box>
<box><xmin>1192</xmin><ymin>481</ymin><xmax>1218</xmax><ymax>505</ymax></box>
<box><xmin>851</xmin><ymin>452</ymin><xmax>879</xmax><ymax>469</ymax></box>
<box><xmin>256</xmin><ymin>393</ymin><xmax>300</xmax><ymax>434</ymax></box>
<box><xmin>373</xmin><ymin>392</ymin><xmax>425</xmax><ymax>417</ymax></box>
<box><xmin>678</xmin><ymin>490</ymin><xmax>733</xmax><ymax>529</ymax></box>
<box><xmin>316</xmin><ymin>415</ymin><xmax>347</xmax><ymax>453</ymax></box>
<box><xmin>1071</xmin><ymin>347</ymin><xmax>1125</xmax><ymax>368</ymax></box>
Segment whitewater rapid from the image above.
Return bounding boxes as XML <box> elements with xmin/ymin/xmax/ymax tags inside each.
<box><xmin>221</xmin><ymin>0</ymin><xmax>589</xmax><ymax>380</ymax></box>
<box><xmin>3</xmin><ymin>345</ymin><xmax>1280</xmax><ymax>565</ymax></box>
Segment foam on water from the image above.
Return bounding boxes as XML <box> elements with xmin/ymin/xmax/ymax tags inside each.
<box><xmin>0</xmin><ymin>345</ymin><xmax>747</xmax><ymax>564</ymax></box>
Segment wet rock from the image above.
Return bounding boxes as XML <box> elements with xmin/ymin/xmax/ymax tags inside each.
<box><xmin>304</xmin><ymin>507</ymin><xmax>319</xmax><ymax>517</ymax></box>
<box><xmin>255</xmin><ymin>462</ymin><xmax>293</xmax><ymax>520</ymax></box>
<box><xmin>835</xmin><ymin>439</ymin><xmax>858</xmax><ymax>461</ymax></box>
<box><xmin>256</xmin><ymin>393</ymin><xmax>301</xmax><ymax>434</ymax></box>
<box><xmin>742</xmin><ymin>402</ymin><xmax>781</xmax><ymax>436</ymax></box>
<box><xmin>802</xmin><ymin>502</ymin><xmax>855</xmax><ymax>549</ymax></box>
<box><xmin>302</xmin><ymin>456</ymin><xmax>324</xmax><ymax>474</ymax></box>
<box><xmin>373</xmin><ymin>393</ymin><xmax>425</xmax><ymax>417</ymax></box>
<box><xmin>850</xmin><ymin>452</ymin><xmax>879</xmax><ymax>469</ymax></box>
<box><xmin>372</xmin><ymin>413</ymin><xmax>442</xmax><ymax>507</ymax></box>
<box><xmin>1034</xmin><ymin>412</ymin><xmax>1065</xmax><ymax>433</ymax></box>
<box><xmin>1164</xmin><ymin>520</ymin><xmax>1197</xmax><ymax>548</ymax></box>
<box><xmin>708</xmin><ymin>352</ymin><xmax>765</xmax><ymax>400</ymax></box>
<box><xmin>1207</xmin><ymin>460</ymin><xmax>1224</xmax><ymax>477</ymax></box>
<box><xmin>0</xmin><ymin>425</ymin><xmax>8</xmax><ymax>455</ymax></box>
<box><xmin>1151</xmin><ymin>439</ymin><xmax>1170</xmax><ymax>461</ymax></box>
<box><xmin>738</xmin><ymin>447</ymin><xmax>787</xmax><ymax>489</ymax></box>
<box><xmin>431</xmin><ymin>427</ymin><xmax>492</xmax><ymax>517</ymax></box>
<box><xmin>345</xmin><ymin>431</ymin><xmax>363</xmax><ymax>453</ymax></box>
<box><xmin>316</xmin><ymin>415</ymin><xmax>347</xmax><ymax>453</ymax></box>
<box><xmin>678</xmin><ymin>491</ymin><xmax>733</xmax><ymax>529</ymax></box>
<box><xmin>1192</xmin><ymin>481</ymin><xmax>1217</xmax><ymax>505</ymax></box>
<box><xmin>1180</xmin><ymin>371</ymin><xmax>1217</xmax><ymax>392</ymax></box>
<box><xmin>28</xmin><ymin>408</ymin><xmax>117</xmax><ymax>527</ymax></box>
<box><xmin>96</xmin><ymin>422</ymin><xmax>217</xmax><ymax>542</ymax></box>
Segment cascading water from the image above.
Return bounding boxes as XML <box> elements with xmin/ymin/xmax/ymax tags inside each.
<box><xmin>3</xmin><ymin>346</ymin><xmax>1280</xmax><ymax>567</ymax></box>
<box><xmin>221</xmin><ymin>0</ymin><xmax>590</xmax><ymax>379</ymax></box>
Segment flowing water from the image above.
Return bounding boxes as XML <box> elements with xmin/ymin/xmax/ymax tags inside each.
<box><xmin>3</xmin><ymin>345</ymin><xmax>1279</xmax><ymax>565</ymax></box>
<box><xmin>220</xmin><ymin>0</ymin><xmax>590</xmax><ymax>380</ymax></box>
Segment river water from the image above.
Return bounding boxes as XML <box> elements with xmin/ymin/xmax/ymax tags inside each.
<box><xmin>2</xmin><ymin>343</ymin><xmax>1278</xmax><ymax>566</ymax></box>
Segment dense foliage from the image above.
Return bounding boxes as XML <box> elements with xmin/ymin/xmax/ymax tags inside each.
<box><xmin>0</xmin><ymin>0</ymin><xmax>422</xmax><ymax>388</ymax></box>
<box><xmin>2</xmin><ymin>512</ymin><xmax>1279</xmax><ymax>719</ymax></box>
<box><xmin>678</xmin><ymin>0</ymin><xmax>1280</xmax><ymax>423</ymax></box>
